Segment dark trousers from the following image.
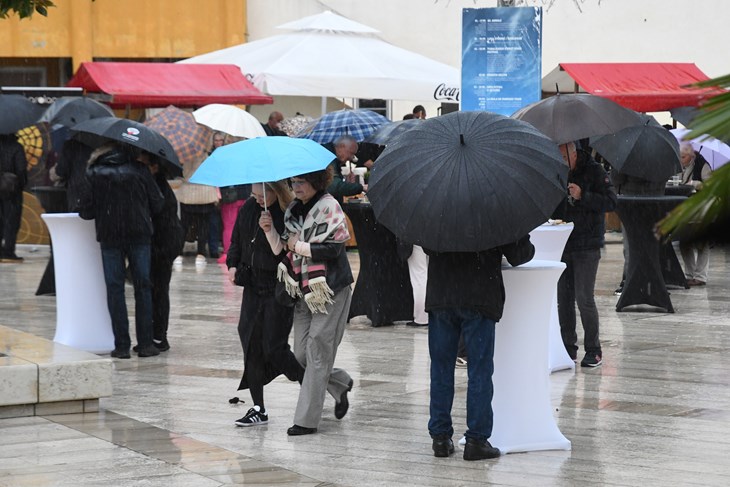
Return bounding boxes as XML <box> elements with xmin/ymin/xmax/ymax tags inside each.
<box><xmin>558</xmin><ymin>248</ymin><xmax>602</xmax><ymax>357</ymax></box>
<box><xmin>151</xmin><ymin>252</ymin><xmax>175</xmax><ymax>341</ymax></box>
<box><xmin>101</xmin><ymin>243</ymin><xmax>154</xmax><ymax>351</ymax></box>
<box><xmin>0</xmin><ymin>192</ymin><xmax>22</xmax><ymax>256</ymax></box>
<box><xmin>180</xmin><ymin>203</ymin><xmax>213</xmax><ymax>256</ymax></box>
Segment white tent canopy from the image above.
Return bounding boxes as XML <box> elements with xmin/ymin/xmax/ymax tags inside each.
<box><xmin>180</xmin><ymin>11</ymin><xmax>460</xmax><ymax>104</ymax></box>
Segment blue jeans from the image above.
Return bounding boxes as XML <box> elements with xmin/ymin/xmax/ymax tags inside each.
<box><xmin>101</xmin><ymin>243</ymin><xmax>154</xmax><ymax>351</ymax></box>
<box><xmin>558</xmin><ymin>248</ymin><xmax>601</xmax><ymax>357</ymax></box>
<box><xmin>428</xmin><ymin>307</ymin><xmax>496</xmax><ymax>444</ymax></box>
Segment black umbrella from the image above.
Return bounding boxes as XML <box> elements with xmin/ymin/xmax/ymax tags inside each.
<box><xmin>70</xmin><ymin>117</ymin><xmax>182</xmax><ymax>177</ymax></box>
<box><xmin>591</xmin><ymin>122</ymin><xmax>681</xmax><ymax>182</ymax></box>
<box><xmin>364</xmin><ymin>118</ymin><xmax>424</xmax><ymax>145</ymax></box>
<box><xmin>39</xmin><ymin>97</ymin><xmax>114</xmax><ymax>127</ymax></box>
<box><xmin>368</xmin><ymin>111</ymin><xmax>569</xmax><ymax>252</ymax></box>
<box><xmin>0</xmin><ymin>94</ymin><xmax>43</xmax><ymax>134</ymax></box>
<box><xmin>512</xmin><ymin>93</ymin><xmax>643</xmax><ymax>145</ymax></box>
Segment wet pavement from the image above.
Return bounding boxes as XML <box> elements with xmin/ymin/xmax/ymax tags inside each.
<box><xmin>1</xmin><ymin>236</ymin><xmax>730</xmax><ymax>486</ymax></box>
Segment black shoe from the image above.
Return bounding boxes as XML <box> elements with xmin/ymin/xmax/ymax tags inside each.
<box><xmin>463</xmin><ymin>437</ymin><xmax>500</xmax><ymax>460</ymax></box>
<box><xmin>432</xmin><ymin>437</ymin><xmax>454</xmax><ymax>458</ymax></box>
<box><xmin>136</xmin><ymin>345</ymin><xmax>160</xmax><ymax>357</ymax></box>
<box><xmin>153</xmin><ymin>339</ymin><xmax>170</xmax><ymax>351</ymax></box>
<box><xmin>580</xmin><ymin>352</ymin><xmax>602</xmax><ymax>367</ymax></box>
<box><xmin>0</xmin><ymin>253</ymin><xmax>23</xmax><ymax>263</ymax></box>
<box><xmin>406</xmin><ymin>321</ymin><xmax>428</xmax><ymax>327</ymax></box>
<box><xmin>334</xmin><ymin>378</ymin><xmax>354</xmax><ymax>419</ymax></box>
<box><xmin>287</xmin><ymin>424</ymin><xmax>317</xmax><ymax>436</ymax></box>
<box><xmin>234</xmin><ymin>406</ymin><xmax>268</xmax><ymax>427</ymax></box>
<box><xmin>110</xmin><ymin>348</ymin><xmax>131</xmax><ymax>359</ymax></box>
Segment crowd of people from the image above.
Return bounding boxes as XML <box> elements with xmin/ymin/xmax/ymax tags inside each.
<box><xmin>1</xmin><ymin>103</ymin><xmax>719</xmax><ymax>462</ymax></box>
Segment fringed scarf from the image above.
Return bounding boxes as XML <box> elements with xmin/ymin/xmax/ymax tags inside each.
<box><xmin>277</xmin><ymin>193</ymin><xmax>350</xmax><ymax>314</ymax></box>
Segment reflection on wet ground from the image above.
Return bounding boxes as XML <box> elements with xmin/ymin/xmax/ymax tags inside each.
<box><xmin>2</xmin><ymin>238</ymin><xmax>730</xmax><ymax>486</ymax></box>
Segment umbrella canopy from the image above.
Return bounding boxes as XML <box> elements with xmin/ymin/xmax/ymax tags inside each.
<box><xmin>279</xmin><ymin>114</ymin><xmax>314</xmax><ymax>137</ymax></box>
<box><xmin>512</xmin><ymin>93</ymin><xmax>643</xmax><ymax>145</ymax></box>
<box><xmin>364</xmin><ymin>118</ymin><xmax>425</xmax><ymax>145</ymax></box>
<box><xmin>192</xmin><ymin>104</ymin><xmax>266</xmax><ymax>139</ymax></box>
<box><xmin>0</xmin><ymin>94</ymin><xmax>43</xmax><ymax>134</ymax></box>
<box><xmin>179</xmin><ymin>11</ymin><xmax>460</xmax><ymax>103</ymax></box>
<box><xmin>368</xmin><ymin>111</ymin><xmax>569</xmax><ymax>252</ymax></box>
<box><xmin>38</xmin><ymin>97</ymin><xmax>114</xmax><ymax>127</ymax></box>
<box><xmin>144</xmin><ymin>106</ymin><xmax>212</xmax><ymax>167</ymax></box>
<box><xmin>671</xmin><ymin>128</ymin><xmax>730</xmax><ymax>170</ymax></box>
<box><xmin>70</xmin><ymin>117</ymin><xmax>182</xmax><ymax>177</ymax></box>
<box><xmin>592</xmin><ymin>123</ymin><xmax>681</xmax><ymax>182</ymax></box>
<box><xmin>190</xmin><ymin>137</ymin><xmax>334</xmax><ymax>187</ymax></box>
<box><xmin>297</xmin><ymin>109</ymin><xmax>389</xmax><ymax>144</ymax></box>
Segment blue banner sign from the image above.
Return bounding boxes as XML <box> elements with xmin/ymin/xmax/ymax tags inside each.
<box><xmin>461</xmin><ymin>7</ymin><xmax>542</xmax><ymax>116</ymax></box>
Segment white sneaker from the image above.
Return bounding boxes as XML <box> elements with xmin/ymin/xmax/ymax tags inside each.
<box><xmin>173</xmin><ymin>256</ymin><xmax>183</xmax><ymax>266</ymax></box>
<box><xmin>195</xmin><ymin>254</ymin><xmax>206</xmax><ymax>266</ymax></box>
<box><xmin>458</xmin><ymin>435</ymin><xmax>466</xmax><ymax>446</ymax></box>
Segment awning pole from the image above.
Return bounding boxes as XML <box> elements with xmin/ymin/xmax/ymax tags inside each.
<box><xmin>321</xmin><ymin>96</ymin><xmax>327</xmax><ymax>116</ymax></box>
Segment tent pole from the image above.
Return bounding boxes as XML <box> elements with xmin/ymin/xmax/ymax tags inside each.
<box><xmin>321</xmin><ymin>96</ymin><xmax>327</xmax><ymax>116</ymax></box>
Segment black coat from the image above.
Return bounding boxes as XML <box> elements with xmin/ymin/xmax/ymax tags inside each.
<box><xmin>0</xmin><ymin>135</ymin><xmax>28</xmax><ymax>193</ymax></box>
<box><xmin>151</xmin><ymin>172</ymin><xmax>184</xmax><ymax>261</ymax></box>
<box><xmin>79</xmin><ymin>147</ymin><xmax>164</xmax><ymax>246</ymax></box>
<box><xmin>227</xmin><ymin>196</ymin><xmax>287</xmax><ymax>289</ymax></box>
<box><xmin>54</xmin><ymin>139</ymin><xmax>93</xmax><ymax>212</ymax></box>
<box><xmin>552</xmin><ymin>153</ymin><xmax>617</xmax><ymax>252</ymax></box>
<box><xmin>424</xmin><ymin>235</ymin><xmax>535</xmax><ymax>322</ymax></box>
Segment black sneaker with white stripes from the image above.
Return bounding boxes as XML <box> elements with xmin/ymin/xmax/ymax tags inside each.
<box><xmin>234</xmin><ymin>405</ymin><xmax>268</xmax><ymax>427</ymax></box>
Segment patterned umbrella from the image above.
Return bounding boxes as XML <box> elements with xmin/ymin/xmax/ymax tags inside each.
<box><xmin>296</xmin><ymin>109</ymin><xmax>389</xmax><ymax>144</ymax></box>
<box><xmin>16</xmin><ymin>123</ymin><xmax>52</xmax><ymax>186</ymax></box>
<box><xmin>144</xmin><ymin>106</ymin><xmax>211</xmax><ymax>167</ymax></box>
<box><xmin>279</xmin><ymin>114</ymin><xmax>313</xmax><ymax>137</ymax></box>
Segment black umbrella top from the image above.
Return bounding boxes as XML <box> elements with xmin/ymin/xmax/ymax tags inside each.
<box><xmin>70</xmin><ymin>117</ymin><xmax>182</xmax><ymax>177</ymax></box>
<box><xmin>368</xmin><ymin>111</ymin><xmax>569</xmax><ymax>252</ymax></box>
<box><xmin>0</xmin><ymin>94</ymin><xmax>44</xmax><ymax>134</ymax></box>
<box><xmin>39</xmin><ymin>96</ymin><xmax>114</xmax><ymax>127</ymax></box>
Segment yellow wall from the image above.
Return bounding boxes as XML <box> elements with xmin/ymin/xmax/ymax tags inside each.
<box><xmin>0</xmin><ymin>0</ymin><xmax>247</xmax><ymax>71</ymax></box>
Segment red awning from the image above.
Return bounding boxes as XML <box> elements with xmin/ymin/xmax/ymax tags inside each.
<box><xmin>67</xmin><ymin>62</ymin><xmax>273</xmax><ymax>108</ymax></box>
<box><xmin>556</xmin><ymin>63</ymin><xmax>722</xmax><ymax>112</ymax></box>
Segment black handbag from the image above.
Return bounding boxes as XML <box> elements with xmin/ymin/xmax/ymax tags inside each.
<box><xmin>233</xmin><ymin>264</ymin><xmax>253</xmax><ymax>287</ymax></box>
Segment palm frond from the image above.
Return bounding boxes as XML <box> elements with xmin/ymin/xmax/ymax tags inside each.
<box><xmin>657</xmin><ymin>73</ymin><xmax>730</xmax><ymax>241</ymax></box>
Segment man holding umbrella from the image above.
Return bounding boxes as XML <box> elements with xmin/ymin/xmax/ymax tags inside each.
<box><xmin>553</xmin><ymin>141</ymin><xmax>616</xmax><ymax>367</ymax></box>
<box><xmin>79</xmin><ymin>142</ymin><xmax>164</xmax><ymax>358</ymax></box>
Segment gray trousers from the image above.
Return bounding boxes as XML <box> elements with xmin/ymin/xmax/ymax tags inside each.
<box><xmin>292</xmin><ymin>286</ymin><xmax>353</xmax><ymax>429</ymax></box>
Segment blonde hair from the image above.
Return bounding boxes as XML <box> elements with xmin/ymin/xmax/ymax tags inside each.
<box><xmin>263</xmin><ymin>180</ymin><xmax>294</xmax><ymax>211</ymax></box>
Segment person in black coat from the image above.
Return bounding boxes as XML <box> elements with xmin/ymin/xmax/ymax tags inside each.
<box><xmin>226</xmin><ymin>180</ymin><xmax>304</xmax><ymax>427</ymax></box>
<box><xmin>54</xmin><ymin>138</ymin><xmax>93</xmax><ymax>213</ymax></box>
<box><xmin>78</xmin><ymin>142</ymin><xmax>164</xmax><ymax>359</ymax></box>
<box><xmin>0</xmin><ymin>134</ymin><xmax>28</xmax><ymax>262</ymax></box>
<box><xmin>140</xmin><ymin>152</ymin><xmax>184</xmax><ymax>351</ymax></box>
<box><xmin>552</xmin><ymin>142</ymin><xmax>617</xmax><ymax>368</ymax></box>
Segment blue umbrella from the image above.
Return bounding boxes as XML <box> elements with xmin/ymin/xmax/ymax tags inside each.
<box><xmin>190</xmin><ymin>136</ymin><xmax>335</xmax><ymax>187</ymax></box>
<box><xmin>296</xmin><ymin>109</ymin><xmax>389</xmax><ymax>143</ymax></box>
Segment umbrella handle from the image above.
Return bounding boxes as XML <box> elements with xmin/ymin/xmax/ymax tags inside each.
<box><xmin>262</xmin><ymin>181</ymin><xmax>267</xmax><ymax>211</ymax></box>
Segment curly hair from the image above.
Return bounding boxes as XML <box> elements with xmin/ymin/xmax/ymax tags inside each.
<box><xmin>296</xmin><ymin>165</ymin><xmax>334</xmax><ymax>192</ymax></box>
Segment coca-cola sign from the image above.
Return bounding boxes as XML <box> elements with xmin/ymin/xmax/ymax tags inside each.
<box><xmin>434</xmin><ymin>83</ymin><xmax>460</xmax><ymax>102</ymax></box>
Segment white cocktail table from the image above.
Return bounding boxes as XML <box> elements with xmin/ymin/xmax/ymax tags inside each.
<box><xmin>41</xmin><ymin>213</ymin><xmax>114</xmax><ymax>354</ymax></box>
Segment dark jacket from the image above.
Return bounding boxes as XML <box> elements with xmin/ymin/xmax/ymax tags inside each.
<box><xmin>424</xmin><ymin>235</ymin><xmax>535</xmax><ymax>322</ymax></box>
<box><xmin>55</xmin><ymin>139</ymin><xmax>93</xmax><ymax>212</ymax></box>
<box><xmin>0</xmin><ymin>135</ymin><xmax>28</xmax><ymax>193</ymax></box>
<box><xmin>290</xmin><ymin>191</ymin><xmax>354</xmax><ymax>294</ymax></box>
<box><xmin>79</xmin><ymin>147</ymin><xmax>164</xmax><ymax>246</ymax></box>
<box><xmin>552</xmin><ymin>152</ymin><xmax>617</xmax><ymax>252</ymax></box>
<box><xmin>151</xmin><ymin>172</ymin><xmax>184</xmax><ymax>260</ymax></box>
<box><xmin>262</xmin><ymin>123</ymin><xmax>287</xmax><ymax>137</ymax></box>
<box><xmin>227</xmin><ymin>197</ymin><xmax>287</xmax><ymax>291</ymax></box>
<box><xmin>326</xmin><ymin>160</ymin><xmax>363</xmax><ymax>204</ymax></box>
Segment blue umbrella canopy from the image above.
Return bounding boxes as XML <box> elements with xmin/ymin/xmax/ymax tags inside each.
<box><xmin>368</xmin><ymin>111</ymin><xmax>569</xmax><ymax>252</ymax></box>
<box><xmin>190</xmin><ymin>136</ymin><xmax>335</xmax><ymax>186</ymax></box>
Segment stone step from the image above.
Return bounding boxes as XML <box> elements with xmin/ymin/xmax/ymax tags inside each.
<box><xmin>0</xmin><ymin>325</ymin><xmax>112</xmax><ymax>419</ymax></box>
